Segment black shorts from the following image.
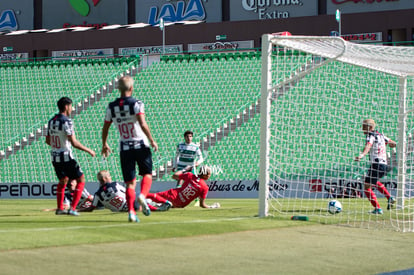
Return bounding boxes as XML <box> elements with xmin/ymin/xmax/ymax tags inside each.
<box><xmin>365</xmin><ymin>163</ymin><xmax>387</xmax><ymax>185</ymax></box>
<box><xmin>120</xmin><ymin>147</ymin><xmax>153</xmax><ymax>183</ymax></box>
<box><xmin>53</xmin><ymin>159</ymin><xmax>83</xmax><ymax>181</ymax></box>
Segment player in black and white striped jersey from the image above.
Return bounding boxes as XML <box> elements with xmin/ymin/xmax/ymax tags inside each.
<box><xmin>355</xmin><ymin>118</ymin><xmax>397</xmax><ymax>214</ymax></box>
<box><xmin>46</xmin><ymin>97</ymin><xmax>96</xmax><ymax>216</ymax></box>
<box><xmin>63</xmin><ymin>180</ymin><xmax>94</xmax><ymax>211</ymax></box>
<box><xmin>79</xmin><ymin>170</ymin><xmax>139</xmax><ymax>213</ymax></box>
<box><xmin>101</xmin><ymin>76</ymin><xmax>158</xmax><ymax>222</ymax></box>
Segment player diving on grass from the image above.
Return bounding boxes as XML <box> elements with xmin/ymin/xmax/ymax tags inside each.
<box><xmin>146</xmin><ymin>165</ymin><xmax>220</xmax><ymax>211</ymax></box>
<box><xmin>42</xmin><ymin>180</ymin><xmax>95</xmax><ymax>212</ymax></box>
<box><xmin>355</xmin><ymin>119</ymin><xmax>396</xmax><ymax>214</ymax></box>
<box><xmin>61</xmin><ymin>180</ymin><xmax>94</xmax><ymax>211</ymax></box>
<box><xmin>79</xmin><ymin>170</ymin><xmax>140</xmax><ymax>212</ymax></box>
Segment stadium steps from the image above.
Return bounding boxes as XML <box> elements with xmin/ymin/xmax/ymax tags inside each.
<box><xmin>1</xmin><ymin>51</ymin><xmax>315</xmax><ymax>182</ymax></box>
<box><xmin>144</xmin><ymin>52</ymin><xmax>263</xmax><ymax>179</ymax></box>
<box><xmin>151</xmin><ymin>51</ymin><xmax>316</xmax><ymax>180</ymax></box>
<box><xmin>133</xmin><ymin>52</ymin><xmax>263</xmax><ymax>180</ymax></box>
<box><xmin>267</xmin><ymin>60</ymin><xmax>403</xmax><ymax>181</ymax></box>
<box><xmin>0</xmin><ymin>58</ymin><xmax>139</xmax><ymax>162</ymax></box>
<box><xmin>270</xmin><ymin>56</ymin><xmax>326</xmax><ymax>102</ymax></box>
<box><xmin>0</xmin><ymin>82</ymin><xmax>116</xmax><ymax>161</ymax></box>
<box><xmin>156</xmin><ymin>98</ymin><xmax>261</xmax><ymax>179</ymax></box>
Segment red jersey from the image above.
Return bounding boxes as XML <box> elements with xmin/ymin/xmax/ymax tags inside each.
<box><xmin>161</xmin><ymin>173</ymin><xmax>209</xmax><ymax>208</ymax></box>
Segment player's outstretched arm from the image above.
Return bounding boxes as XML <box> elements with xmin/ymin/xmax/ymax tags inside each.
<box><xmin>68</xmin><ymin>134</ymin><xmax>96</xmax><ymax>157</ymax></box>
<box><xmin>45</xmin><ymin>135</ymin><xmax>51</xmax><ymax>146</ymax></box>
<box><xmin>355</xmin><ymin>142</ymin><xmax>372</xmax><ymax>161</ymax></box>
<box><xmin>101</xmin><ymin>122</ymin><xmax>112</xmax><ymax>157</ymax></box>
<box><xmin>195</xmin><ymin>147</ymin><xmax>204</xmax><ymax>167</ymax></box>
<box><xmin>388</xmin><ymin>139</ymin><xmax>397</xmax><ymax>148</ymax></box>
<box><xmin>199</xmin><ymin>198</ymin><xmax>220</xmax><ymax>209</ymax></box>
<box><xmin>137</xmin><ymin>114</ymin><xmax>158</xmax><ymax>152</ymax></box>
<box><xmin>172</xmin><ymin>147</ymin><xmax>179</xmax><ymax>172</ymax></box>
<box><xmin>172</xmin><ymin>165</ymin><xmax>193</xmax><ymax>180</ymax></box>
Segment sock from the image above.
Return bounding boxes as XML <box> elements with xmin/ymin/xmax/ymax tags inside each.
<box><xmin>56</xmin><ymin>182</ymin><xmax>67</xmax><ymax>210</ymax></box>
<box><xmin>71</xmin><ymin>181</ymin><xmax>85</xmax><ymax>211</ymax></box>
<box><xmin>364</xmin><ymin>188</ymin><xmax>380</xmax><ymax>209</ymax></box>
<box><xmin>148</xmin><ymin>204</ymin><xmax>158</xmax><ymax>211</ymax></box>
<box><xmin>147</xmin><ymin>193</ymin><xmax>167</xmax><ymax>204</ymax></box>
<box><xmin>126</xmin><ymin>188</ymin><xmax>136</xmax><ymax>213</ymax></box>
<box><xmin>176</xmin><ymin>179</ymin><xmax>183</xmax><ymax>188</ymax></box>
<box><xmin>140</xmin><ymin>175</ymin><xmax>152</xmax><ymax>197</ymax></box>
<box><xmin>375</xmin><ymin>181</ymin><xmax>391</xmax><ymax>199</ymax></box>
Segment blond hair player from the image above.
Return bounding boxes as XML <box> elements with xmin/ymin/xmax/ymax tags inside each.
<box><xmin>355</xmin><ymin>119</ymin><xmax>396</xmax><ymax>214</ymax></box>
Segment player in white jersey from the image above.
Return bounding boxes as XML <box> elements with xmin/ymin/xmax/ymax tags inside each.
<box><xmin>355</xmin><ymin>119</ymin><xmax>397</xmax><ymax>214</ymax></box>
<box><xmin>80</xmin><ymin>170</ymin><xmax>139</xmax><ymax>212</ymax></box>
<box><xmin>46</xmin><ymin>97</ymin><xmax>96</xmax><ymax>216</ymax></box>
<box><xmin>173</xmin><ymin>131</ymin><xmax>203</xmax><ymax>188</ymax></box>
<box><xmin>63</xmin><ymin>180</ymin><xmax>94</xmax><ymax>210</ymax></box>
<box><xmin>42</xmin><ymin>180</ymin><xmax>94</xmax><ymax>213</ymax></box>
<box><xmin>101</xmin><ymin>76</ymin><xmax>158</xmax><ymax>222</ymax></box>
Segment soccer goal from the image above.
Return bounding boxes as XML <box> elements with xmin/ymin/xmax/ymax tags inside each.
<box><xmin>258</xmin><ymin>34</ymin><xmax>414</xmax><ymax>232</ymax></box>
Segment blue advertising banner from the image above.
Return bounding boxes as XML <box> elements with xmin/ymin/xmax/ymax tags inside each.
<box><xmin>135</xmin><ymin>0</ymin><xmax>222</xmax><ymax>25</ymax></box>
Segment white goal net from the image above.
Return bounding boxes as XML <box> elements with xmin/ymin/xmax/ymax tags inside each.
<box><xmin>259</xmin><ymin>35</ymin><xmax>414</xmax><ymax>232</ymax></box>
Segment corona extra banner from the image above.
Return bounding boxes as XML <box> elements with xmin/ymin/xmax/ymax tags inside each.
<box><xmin>230</xmin><ymin>0</ymin><xmax>318</xmax><ymax>21</ymax></box>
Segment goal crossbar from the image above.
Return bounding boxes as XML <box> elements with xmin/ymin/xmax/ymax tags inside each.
<box><xmin>269</xmin><ymin>35</ymin><xmax>414</xmax><ymax>77</ymax></box>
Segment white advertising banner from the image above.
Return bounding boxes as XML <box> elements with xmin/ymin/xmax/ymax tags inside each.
<box><xmin>52</xmin><ymin>48</ymin><xmax>114</xmax><ymax>59</ymax></box>
<box><xmin>119</xmin><ymin>45</ymin><xmax>183</xmax><ymax>56</ymax></box>
<box><xmin>341</xmin><ymin>32</ymin><xmax>383</xmax><ymax>43</ymax></box>
<box><xmin>327</xmin><ymin>0</ymin><xmax>414</xmax><ymax>15</ymax></box>
<box><xmin>188</xmin><ymin>40</ymin><xmax>254</xmax><ymax>52</ymax></box>
<box><xmin>0</xmin><ymin>52</ymin><xmax>29</xmax><ymax>62</ymax></box>
<box><xmin>0</xmin><ymin>178</ymin><xmax>401</xmax><ymax>199</ymax></box>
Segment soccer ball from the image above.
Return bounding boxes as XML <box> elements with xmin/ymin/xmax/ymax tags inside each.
<box><xmin>328</xmin><ymin>200</ymin><xmax>342</xmax><ymax>214</ymax></box>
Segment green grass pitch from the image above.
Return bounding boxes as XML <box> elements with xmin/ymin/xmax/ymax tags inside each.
<box><xmin>0</xmin><ymin>199</ymin><xmax>413</xmax><ymax>274</ymax></box>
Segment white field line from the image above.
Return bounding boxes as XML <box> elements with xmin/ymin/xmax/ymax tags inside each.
<box><xmin>0</xmin><ymin>217</ymin><xmax>253</xmax><ymax>233</ymax></box>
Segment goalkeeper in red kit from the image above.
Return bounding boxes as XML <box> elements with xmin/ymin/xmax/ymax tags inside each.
<box><xmin>146</xmin><ymin>165</ymin><xmax>220</xmax><ymax>211</ymax></box>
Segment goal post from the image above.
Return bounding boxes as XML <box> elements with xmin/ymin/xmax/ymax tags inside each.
<box><xmin>258</xmin><ymin>34</ymin><xmax>272</xmax><ymax>217</ymax></box>
<box><xmin>259</xmin><ymin>34</ymin><xmax>414</xmax><ymax>232</ymax></box>
<box><xmin>397</xmin><ymin>76</ymin><xmax>408</xmax><ymax>212</ymax></box>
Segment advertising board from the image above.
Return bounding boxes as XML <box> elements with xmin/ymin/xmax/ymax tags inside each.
<box><xmin>135</xmin><ymin>0</ymin><xmax>222</xmax><ymax>25</ymax></box>
<box><xmin>327</xmin><ymin>0</ymin><xmax>414</xmax><ymax>15</ymax></box>
<box><xmin>230</xmin><ymin>0</ymin><xmax>318</xmax><ymax>21</ymax></box>
<box><xmin>0</xmin><ymin>1</ymin><xmax>33</xmax><ymax>32</ymax></box>
<box><xmin>43</xmin><ymin>0</ymin><xmax>127</xmax><ymax>30</ymax></box>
